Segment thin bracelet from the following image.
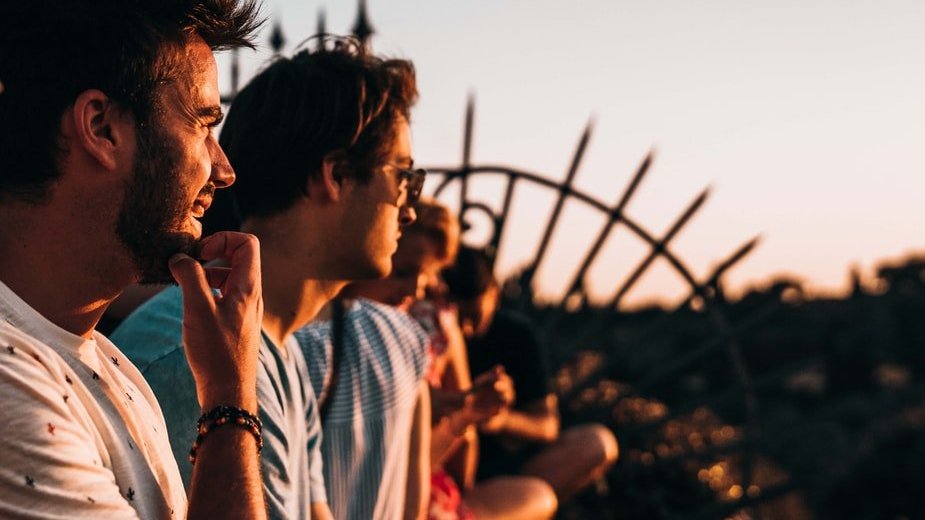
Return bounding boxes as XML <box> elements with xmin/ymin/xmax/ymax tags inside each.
<box><xmin>189</xmin><ymin>405</ymin><xmax>263</xmax><ymax>465</ymax></box>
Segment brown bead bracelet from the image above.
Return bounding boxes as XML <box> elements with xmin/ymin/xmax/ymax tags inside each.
<box><xmin>189</xmin><ymin>405</ymin><xmax>263</xmax><ymax>465</ymax></box>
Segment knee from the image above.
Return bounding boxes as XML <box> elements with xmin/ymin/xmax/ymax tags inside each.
<box><xmin>524</xmin><ymin>477</ymin><xmax>558</xmax><ymax>519</ymax></box>
<box><xmin>571</xmin><ymin>423</ymin><xmax>619</xmax><ymax>469</ymax></box>
<box><xmin>593</xmin><ymin>423</ymin><xmax>619</xmax><ymax>468</ymax></box>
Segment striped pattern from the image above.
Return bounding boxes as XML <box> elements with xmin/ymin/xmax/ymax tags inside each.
<box><xmin>295</xmin><ymin>298</ymin><xmax>429</xmax><ymax>520</ymax></box>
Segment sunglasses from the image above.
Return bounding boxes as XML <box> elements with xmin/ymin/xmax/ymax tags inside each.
<box><xmin>392</xmin><ymin>165</ymin><xmax>427</xmax><ymax>205</ymax></box>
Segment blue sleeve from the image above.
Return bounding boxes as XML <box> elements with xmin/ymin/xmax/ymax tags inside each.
<box><xmin>111</xmin><ymin>287</ymin><xmax>198</xmax><ymax>487</ymax></box>
<box><xmin>139</xmin><ymin>348</ymin><xmax>199</xmax><ymax>488</ymax></box>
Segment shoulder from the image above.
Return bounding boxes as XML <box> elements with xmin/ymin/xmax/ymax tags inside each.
<box><xmin>355</xmin><ymin>299</ymin><xmax>428</xmax><ymax>346</ymax></box>
<box><xmin>110</xmin><ymin>286</ymin><xmax>185</xmax><ymax>372</ymax></box>
<box><xmin>0</xmin><ymin>325</ymin><xmax>77</xmax><ymax>423</ymax></box>
<box><xmin>293</xmin><ymin>318</ymin><xmax>332</xmax><ymax>352</ymax></box>
<box><xmin>0</xmin><ymin>323</ymin><xmax>65</xmax><ymax>377</ymax></box>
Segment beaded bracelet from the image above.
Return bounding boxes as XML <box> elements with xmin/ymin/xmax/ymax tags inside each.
<box><xmin>189</xmin><ymin>405</ymin><xmax>263</xmax><ymax>465</ymax></box>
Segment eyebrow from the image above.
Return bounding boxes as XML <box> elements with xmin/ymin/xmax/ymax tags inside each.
<box><xmin>197</xmin><ymin>105</ymin><xmax>225</xmax><ymax>127</ymax></box>
<box><xmin>394</xmin><ymin>156</ymin><xmax>414</xmax><ymax>168</ymax></box>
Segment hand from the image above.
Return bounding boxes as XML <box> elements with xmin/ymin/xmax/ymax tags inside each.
<box><xmin>478</xmin><ymin>406</ymin><xmax>509</xmax><ymax>434</ymax></box>
<box><xmin>169</xmin><ymin>232</ymin><xmax>263</xmax><ymax>413</ymax></box>
<box><xmin>463</xmin><ymin>365</ymin><xmax>515</xmax><ymax>423</ymax></box>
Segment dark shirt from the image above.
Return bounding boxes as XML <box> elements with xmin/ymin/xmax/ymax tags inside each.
<box><xmin>467</xmin><ymin>310</ymin><xmax>550</xmax><ymax>478</ymax></box>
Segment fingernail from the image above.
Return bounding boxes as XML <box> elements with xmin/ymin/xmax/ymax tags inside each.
<box><xmin>169</xmin><ymin>253</ymin><xmax>188</xmax><ymax>266</ymax></box>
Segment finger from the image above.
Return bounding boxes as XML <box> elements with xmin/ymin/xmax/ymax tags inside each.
<box><xmin>169</xmin><ymin>253</ymin><xmax>216</xmax><ymax>315</ymax></box>
<box><xmin>203</xmin><ymin>266</ymin><xmax>232</xmax><ymax>292</ymax></box>
<box><xmin>198</xmin><ymin>232</ymin><xmax>261</xmax><ymax>301</ymax></box>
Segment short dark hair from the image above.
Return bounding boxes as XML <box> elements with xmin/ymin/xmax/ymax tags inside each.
<box><xmin>0</xmin><ymin>0</ymin><xmax>263</xmax><ymax>203</ymax></box>
<box><xmin>216</xmin><ymin>37</ymin><xmax>418</xmax><ymax>222</ymax></box>
<box><xmin>444</xmin><ymin>245</ymin><xmax>498</xmax><ymax>301</ymax></box>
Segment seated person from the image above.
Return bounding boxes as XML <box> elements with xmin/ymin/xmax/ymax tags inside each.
<box><xmin>443</xmin><ymin>246</ymin><xmax>619</xmax><ymax>502</ymax></box>
<box><xmin>112</xmin><ymin>39</ymin><xmax>421</xmax><ymax>520</ymax></box>
<box><xmin>354</xmin><ymin>198</ymin><xmax>558</xmax><ymax>520</ymax></box>
<box><xmin>0</xmin><ymin>2</ymin><xmax>267</xmax><ymax>518</ymax></box>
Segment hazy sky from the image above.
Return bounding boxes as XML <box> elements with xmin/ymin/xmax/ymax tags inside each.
<box><xmin>218</xmin><ymin>0</ymin><xmax>925</xmax><ymax>307</ymax></box>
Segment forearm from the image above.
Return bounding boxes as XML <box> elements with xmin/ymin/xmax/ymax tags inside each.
<box><xmin>492</xmin><ymin>409</ymin><xmax>559</xmax><ymax>443</ymax></box>
<box><xmin>187</xmin><ymin>426</ymin><xmax>266</xmax><ymax>519</ymax></box>
<box><xmin>430</xmin><ymin>413</ymin><xmax>475</xmax><ymax>467</ymax></box>
<box><xmin>444</xmin><ymin>429</ymin><xmax>478</xmax><ymax>490</ymax></box>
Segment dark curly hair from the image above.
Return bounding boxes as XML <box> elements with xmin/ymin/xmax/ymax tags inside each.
<box><xmin>0</xmin><ymin>0</ymin><xmax>264</xmax><ymax>203</ymax></box>
<box><xmin>212</xmin><ymin>36</ymin><xmax>418</xmax><ymax>225</ymax></box>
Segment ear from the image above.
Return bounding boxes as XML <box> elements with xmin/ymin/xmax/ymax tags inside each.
<box><xmin>65</xmin><ymin>89</ymin><xmax>134</xmax><ymax>173</ymax></box>
<box><xmin>306</xmin><ymin>153</ymin><xmax>347</xmax><ymax>203</ymax></box>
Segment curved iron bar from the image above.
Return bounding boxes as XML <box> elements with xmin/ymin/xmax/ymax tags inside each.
<box><xmin>428</xmin><ymin>166</ymin><xmax>706</xmax><ymax>295</ymax></box>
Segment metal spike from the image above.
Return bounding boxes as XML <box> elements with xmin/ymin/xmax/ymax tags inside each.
<box><xmin>270</xmin><ymin>20</ymin><xmax>285</xmax><ymax>54</ymax></box>
<box><xmin>527</xmin><ymin>120</ymin><xmax>594</xmax><ymax>282</ymax></box>
<box><xmin>316</xmin><ymin>8</ymin><xmax>327</xmax><ymax>39</ymax></box>
<box><xmin>613</xmin><ymin>149</ymin><xmax>655</xmax><ymax>213</ymax></box>
<box><xmin>351</xmin><ymin>0</ymin><xmax>375</xmax><ymax>48</ymax></box>
<box><xmin>462</xmin><ymin>93</ymin><xmax>475</xmax><ymax>168</ymax></box>
<box><xmin>560</xmin><ymin>150</ymin><xmax>656</xmax><ymax>305</ymax></box>
<box><xmin>708</xmin><ymin>235</ymin><xmax>762</xmax><ymax>284</ymax></box>
<box><xmin>459</xmin><ymin>94</ymin><xmax>475</xmax><ymax>219</ymax></box>
<box><xmin>663</xmin><ymin>186</ymin><xmax>711</xmax><ymax>242</ymax></box>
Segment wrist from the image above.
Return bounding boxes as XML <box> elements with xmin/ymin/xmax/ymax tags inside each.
<box><xmin>198</xmin><ymin>384</ymin><xmax>258</xmax><ymax>414</ymax></box>
<box><xmin>447</xmin><ymin>410</ymin><xmax>474</xmax><ymax>436</ymax></box>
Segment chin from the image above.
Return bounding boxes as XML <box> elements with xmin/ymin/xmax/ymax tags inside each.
<box><xmin>364</xmin><ymin>255</ymin><xmax>393</xmax><ymax>280</ymax></box>
<box><xmin>185</xmin><ymin>217</ymin><xmax>204</xmax><ymax>239</ymax></box>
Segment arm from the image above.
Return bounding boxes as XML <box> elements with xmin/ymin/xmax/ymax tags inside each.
<box><xmin>170</xmin><ymin>232</ymin><xmax>266</xmax><ymax>519</ymax></box>
<box><xmin>404</xmin><ymin>381</ymin><xmax>431</xmax><ymax>520</ymax></box>
<box><xmin>480</xmin><ymin>394</ymin><xmax>560</xmax><ymax>444</ymax></box>
<box><xmin>430</xmin><ymin>368</ymin><xmax>515</xmax><ymax>468</ymax></box>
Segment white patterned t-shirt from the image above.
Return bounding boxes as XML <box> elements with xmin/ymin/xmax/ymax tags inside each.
<box><xmin>0</xmin><ymin>281</ymin><xmax>187</xmax><ymax>519</ymax></box>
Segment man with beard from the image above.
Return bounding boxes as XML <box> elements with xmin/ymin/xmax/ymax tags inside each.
<box><xmin>0</xmin><ymin>1</ymin><xmax>268</xmax><ymax>518</ymax></box>
<box><xmin>112</xmin><ymin>39</ymin><xmax>423</xmax><ymax>519</ymax></box>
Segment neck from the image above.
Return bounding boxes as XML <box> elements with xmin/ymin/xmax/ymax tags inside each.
<box><xmin>242</xmin><ymin>218</ymin><xmax>348</xmax><ymax>349</ymax></box>
<box><xmin>0</xmin><ymin>204</ymin><xmax>132</xmax><ymax>339</ymax></box>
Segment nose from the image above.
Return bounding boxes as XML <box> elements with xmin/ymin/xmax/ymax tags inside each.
<box><xmin>207</xmin><ymin>134</ymin><xmax>235</xmax><ymax>188</ymax></box>
<box><xmin>399</xmin><ymin>205</ymin><xmax>416</xmax><ymax>228</ymax></box>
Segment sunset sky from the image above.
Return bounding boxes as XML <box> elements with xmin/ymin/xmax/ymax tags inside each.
<box><xmin>219</xmin><ymin>0</ymin><xmax>925</xmax><ymax>307</ymax></box>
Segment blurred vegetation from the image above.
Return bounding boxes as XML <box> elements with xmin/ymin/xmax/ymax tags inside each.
<box><xmin>507</xmin><ymin>254</ymin><xmax>925</xmax><ymax>520</ymax></box>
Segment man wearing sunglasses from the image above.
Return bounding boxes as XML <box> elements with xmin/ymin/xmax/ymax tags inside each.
<box><xmin>112</xmin><ymin>38</ymin><xmax>425</xmax><ymax>520</ymax></box>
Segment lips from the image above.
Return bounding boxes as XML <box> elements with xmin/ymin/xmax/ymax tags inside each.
<box><xmin>191</xmin><ymin>197</ymin><xmax>212</xmax><ymax>218</ymax></box>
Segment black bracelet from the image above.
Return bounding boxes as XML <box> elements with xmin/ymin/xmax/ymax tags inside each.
<box><xmin>189</xmin><ymin>405</ymin><xmax>263</xmax><ymax>465</ymax></box>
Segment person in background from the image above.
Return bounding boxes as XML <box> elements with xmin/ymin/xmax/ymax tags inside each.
<box><xmin>112</xmin><ymin>38</ymin><xmax>422</xmax><ymax>519</ymax></box>
<box><xmin>0</xmin><ymin>1</ymin><xmax>266</xmax><ymax>518</ymax></box>
<box><xmin>349</xmin><ymin>198</ymin><xmax>559</xmax><ymax>520</ymax></box>
<box><xmin>444</xmin><ymin>246</ymin><xmax>620</xmax><ymax>503</ymax></box>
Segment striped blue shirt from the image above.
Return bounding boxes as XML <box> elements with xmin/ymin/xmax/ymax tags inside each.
<box><xmin>295</xmin><ymin>298</ymin><xmax>429</xmax><ymax>520</ymax></box>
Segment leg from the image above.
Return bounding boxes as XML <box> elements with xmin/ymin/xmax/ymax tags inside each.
<box><xmin>520</xmin><ymin>423</ymin><xmax>619</xmax><ymax>502</ymax></box>
<box><xmin>464</xmin><ymin>476</ymin><xmax>557</xmax><ymax>520</ymax></box>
